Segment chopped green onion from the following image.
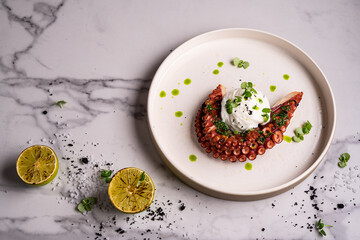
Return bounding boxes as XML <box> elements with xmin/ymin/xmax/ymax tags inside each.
<box><xmin>252</xmin><ymin>105</ymin><xmax>259</xmax><ymax>110</ymax></box>
<box><xmin>262</xmin><ymin>114</ymin><xmax>269</xmax><ymax>122</ymax></box>
<box><xmin>295</xmin><ymin>127</ymin><xmax>304</xmax><ymax>137</ymax></box>
<box><xmin>258</xmin><ymin>99</ymin><xmax>263</xmax><ymax>104</ymax></box>
<box><xmin>292</xmin><ymin>136</ymin><xmax>302</xmax><ymax>142</ymax></box>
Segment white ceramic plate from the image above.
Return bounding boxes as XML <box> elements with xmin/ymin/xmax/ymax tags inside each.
<box><xmin>147</xmin><ymin>29</ymin><xmax>336</xmax><ymax>200</ymax></box>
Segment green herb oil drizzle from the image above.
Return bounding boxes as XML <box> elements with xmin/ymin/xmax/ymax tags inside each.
<box><xmin>245</xmin><ymin>163</ymin><xmax>253</xmax><ymax>170</ymax></box>
<box><xmin>184</xmin><ymin>78</ymin><xmax>191</xmax><ymax>85</ymax></box>
<box><xmin>189</xmin><ymin>154</ymin><xmax>197</xmax><ymax>162</ymax></box>
<box><xmin>160</xmin><ymin>91</ymin><xmax>166</xmax><ymax>98</ymax></box>
<box><xmin>175</xmin><ymin>111</ymin><xmax>183</xmax><ymax>117</ymax></box>
<box><xmin>171</xmin><ymin>89</ymin><xmax>179</xmax><ymax>96</ymax></box>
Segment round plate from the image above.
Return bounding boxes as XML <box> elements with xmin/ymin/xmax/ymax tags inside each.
<box><xmin>147</xmin><ymin>29</ymin><xmax>336</xmax><ymax>200</ymax></box>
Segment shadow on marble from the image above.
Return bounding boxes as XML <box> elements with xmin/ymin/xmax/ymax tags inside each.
<box><xmin>1</xmin><ymin>154</ymin><xmax>27</xmax><ymax>188</ymax></box>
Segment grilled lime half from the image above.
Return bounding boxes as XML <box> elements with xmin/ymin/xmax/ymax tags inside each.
<box><xmin>108</xmin><ymin>167</ymin><xmax>155</xmax><ymax>213</ymax></box>
<box><xmin>16</xmin><ymin>145</ymin><xmax>58</xmax><ymax>186</ymax></box>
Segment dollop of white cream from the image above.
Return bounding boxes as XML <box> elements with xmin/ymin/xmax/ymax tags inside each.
<box><xmin>220</xmin><ymin>87</ymin><xmax>271</xmax><ymax>132</ymax></box>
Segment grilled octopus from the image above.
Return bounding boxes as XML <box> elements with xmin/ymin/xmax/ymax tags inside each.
<box><xmin>195</xmin><ymin>84</ymin><xmax>303</xmax><ymax>162</ymax></box>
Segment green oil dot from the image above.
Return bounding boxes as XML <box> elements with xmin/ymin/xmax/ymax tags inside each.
<box><xmin>189</xmin><ymin>154</ymin><xmax>197</xmax><ymax>162</ymax></box>
<box><xmin>171</xmin><ymin>89</ymin><xmax>179</xmax><ymax>96</ymax></box>
<box><xmin>283</xmin><ymin>135</ymin><xmax>292</xmax><ymax>143</ymax></box>
<box><xmin>184</xmin><ymin>78</ymin><xmax>191</xmax><ymax>85</ymax></box>
<box><xmin>270</xmin><ymin>85</ymin><xmax>276</xmax><ymax>92</ymax></box>
<box><xmin>283</xmin><ymin>74</ymin><xmax>290</xmax><ymax>80</ymax></box>
<box><xmin>175</xmin><ymin>111</ymin><xmax>183</xmax><ymax>117</ymax></box>
<box><xmin>180</xmin><ymin>123</ymin><xmax>183</xmax><ymax>126</ymax></box>
<box><xmin>217</xmin><ymin>62</ymin><xmax>224</xmax><ymax>68</ymax></box>
<box><xmin>213</xmin><ymin>69</ymin><xmax>219</xmax><ymax>75</ymax></box>
<box><xmin>160</xmin><ymin>91</ymin><xmax>166</xmax><ymax>98</ymax></box>
<box><xmin>245</xmin><ymin>163</ymin><xmax>253</xmax><ymax>171</ymax></box>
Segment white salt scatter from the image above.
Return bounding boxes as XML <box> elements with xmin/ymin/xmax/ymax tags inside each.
<box><xmin>41</xmin><ymin>138</ymin><xmax>47</xmax><ymax>142</ymax></box>
<box><xmin>335</xmin><ymin>171</ymin><xmax>340</xmax><ymax>174</ymax></box>
<box><xmin>27</xmin><ymin>139</ymin><xmax>32</xmax><ymax>144</ymax></box>
<box><xmin>352</xmin><ymin>188</ymin><xmax>356</xmax><ymax>193</ymax></box>
<box><xmin>354</xmin><ymin>166</ymin><xmax>359</xmax><ymax>170</ymax></box>
<box><xmin>49</xmin><ymin>139</ymin><xmax>55</xmax><ymax>144</ymax></box>
<box><xmin>52</xmin><ymin>187</ymin><xmax>55</xmax><ymax>191</ymax></box>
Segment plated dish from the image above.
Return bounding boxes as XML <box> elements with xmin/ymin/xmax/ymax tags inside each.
<box><xmin>147</xmin><ymin>29</ymin><xmax>336</xmax><ymax>200</ymax></box>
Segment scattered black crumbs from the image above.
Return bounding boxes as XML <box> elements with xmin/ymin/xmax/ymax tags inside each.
<box><xmin>68</xmin><ymin>143</ymin><xmax>73</xmax><ymax>147</ymax></box>
<box><xmin>261</xmin><ymin>228</ymin><xmax>265</xmax><ymax>231</ymax></box>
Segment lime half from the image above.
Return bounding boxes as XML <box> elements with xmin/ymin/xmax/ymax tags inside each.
<box><xmin>108</xmin><ymin>167</ymin><xmax>155</xmax><ymax>213</ymax></box>
<box><xmin>16</xmin><ymin>145</ymin><xmax>58</xmax><ymax>186</ymax></box>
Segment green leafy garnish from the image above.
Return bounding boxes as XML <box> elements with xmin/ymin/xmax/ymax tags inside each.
<box><xmin>77</xmin><ymin>197</ymin><xmax>97</xmax><ymax>213</ymax></box>
<box><xmin>339</xmin><ymin>153</ymin><xmax>350</xmax><ymax>161</ymax></box>
<box><xmin>281</xmin><ymin>105</ymin><xmax>291</xmax><ymax>112</ymax></box>
<box><xmin>316</xmin><ymin>219</ymin><xmax>333</xmax><ymax>237</ymax></box>
<box><xmin>258</xmin><ymin>98</ymin><xmax>263</xmax><ymax>104</ymax></box>
<box><xmin>257</xmin><ymin>135</ymin><xmax>265</xmax><ymax>144</ymax></box>
<box><xmin>225</xmin><ymin>96</ymin><xmax>242</xmax><ymax>114</ymax></box>
<box><xmin>233</xmin><ymin>58</ymin><xmax>250</xmax><ymax>69</ymax></box>
<box><xmin>302</xmin><ymin>120</ymin><xmax>312</xmax><ymax>134</ymax></box>
<box><xmin>262</xmin><ymin>108</ymin><xmax>271</xmax><ymax>113</ymax></box>
<box><xmin>233</xmin><ymin>57</ymin><xmax>240</xmax><ymax>66</ymax></box>
<box><xmin>241</xmin><ymin>82</ymin><xmax>247</xmax><ymax>89</ymax></box>
<box><xmin>273</xmin><ymin>111</ymin><xmax>289</xmax><ymax>127</ymax></box>
<box><xmin>292</xmin><ymin>120</ymin><xmax>312</xmax><ymax>143</ymax></box>
<box><xmin>136</xmin><ymin>171</ymin><xmax>146</xmax><ymax>187</ymax></box>
<box><xmin>206</xmin><ymin>103</ymin><xmax>216</xmax><ymax>111</ymax></box>
<box><xmin>338</xmin><ymin>161</ymin><xmax>347</xmax><ymax>168</ymax></box>
<box><xmin>338</xmin><ymin>153</ymin><xmax>350</xmax><ymax>168</ymax></box>
<box><xmin>252</xmin><ymin>105</ymin><xmax>259</xmax><ymax>110</ymax></box>
<box><xmin>243</xmin><ymin>89</ymin><xmax>252</xmax><ymax>99</ymax></box>
<box><xmin>242</xmin><ymin>61</ymin><xmax>250</xmax><ymax>69</ymax></box>
<box><xmin>233</xmin><ymin>130</ymin><xmax>240</xmax><ymax>135</ymax></box>
<box><xmin>100</xmin><ymin>169</ymin><xmax>113</xmax><ymax>183</ymax></box>
<box><xmin>214</xmin><ymin>119</ymin><xmax>229</xmax><ymax>136</ymax></box>
<box><xmin>55</xmin><ymin>100</ymin><xmax>67</xmax><ymax>108</ymax></box>
<box><xmin>225</xmin><ymin>99</ymin><xmax>238</xmax><ymax>114</ymax></box>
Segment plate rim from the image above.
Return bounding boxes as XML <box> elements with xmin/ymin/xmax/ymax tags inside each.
<box><xmin>147</xmin><ymin>28</ymin><xmax>336</xmax><ymax>200</ymax></box>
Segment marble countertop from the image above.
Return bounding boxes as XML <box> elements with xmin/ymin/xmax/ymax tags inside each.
<box><xmin>1</xmin><ymin>1</ymin><xmax>360</xmax><ymax>239</ymax></box>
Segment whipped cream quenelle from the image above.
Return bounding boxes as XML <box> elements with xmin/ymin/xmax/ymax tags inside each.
<box><xmin>220</xmin><ymin>83</ymin><xmax>271</xmax><ymax>132</ymax></box>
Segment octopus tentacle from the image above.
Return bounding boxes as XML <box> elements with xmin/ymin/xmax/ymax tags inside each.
<box><xmin>195</xmin><ymin>84</ymin><xmax>303</xmax><ymax>162</ymax></box>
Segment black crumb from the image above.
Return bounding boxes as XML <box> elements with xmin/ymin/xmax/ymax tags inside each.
<box><xmin>68</xmin><ymin>143</ymin><xmax>73</xmax><ymax>147</ymax></box>
<box><xmin>80</xmin><ymin>157</ymin><xmax>89</xmax><ymax>164</ymax></box>
<box><xmin>179</xmin><ymin>203</ymin><xmax>186</xmax><ymax>211</ymax></box>
<box><xmin>115</xmin><ymin>228</ymin><xmax>125</xmax><ymax>234</ymax></box>
<box><xmin>42</xmin><ymin>110</ymin><xmax>48</xmax><ymax>115</ymax></box>
<box><xmin>261</xmin><ymin>228</ymin><xmax>265</xmax><ymax>232</ymax></box>
<box><xmin>337</xmin><ymin>203</ymin><xmax>344</xmax><ymax>209</ymax></box>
